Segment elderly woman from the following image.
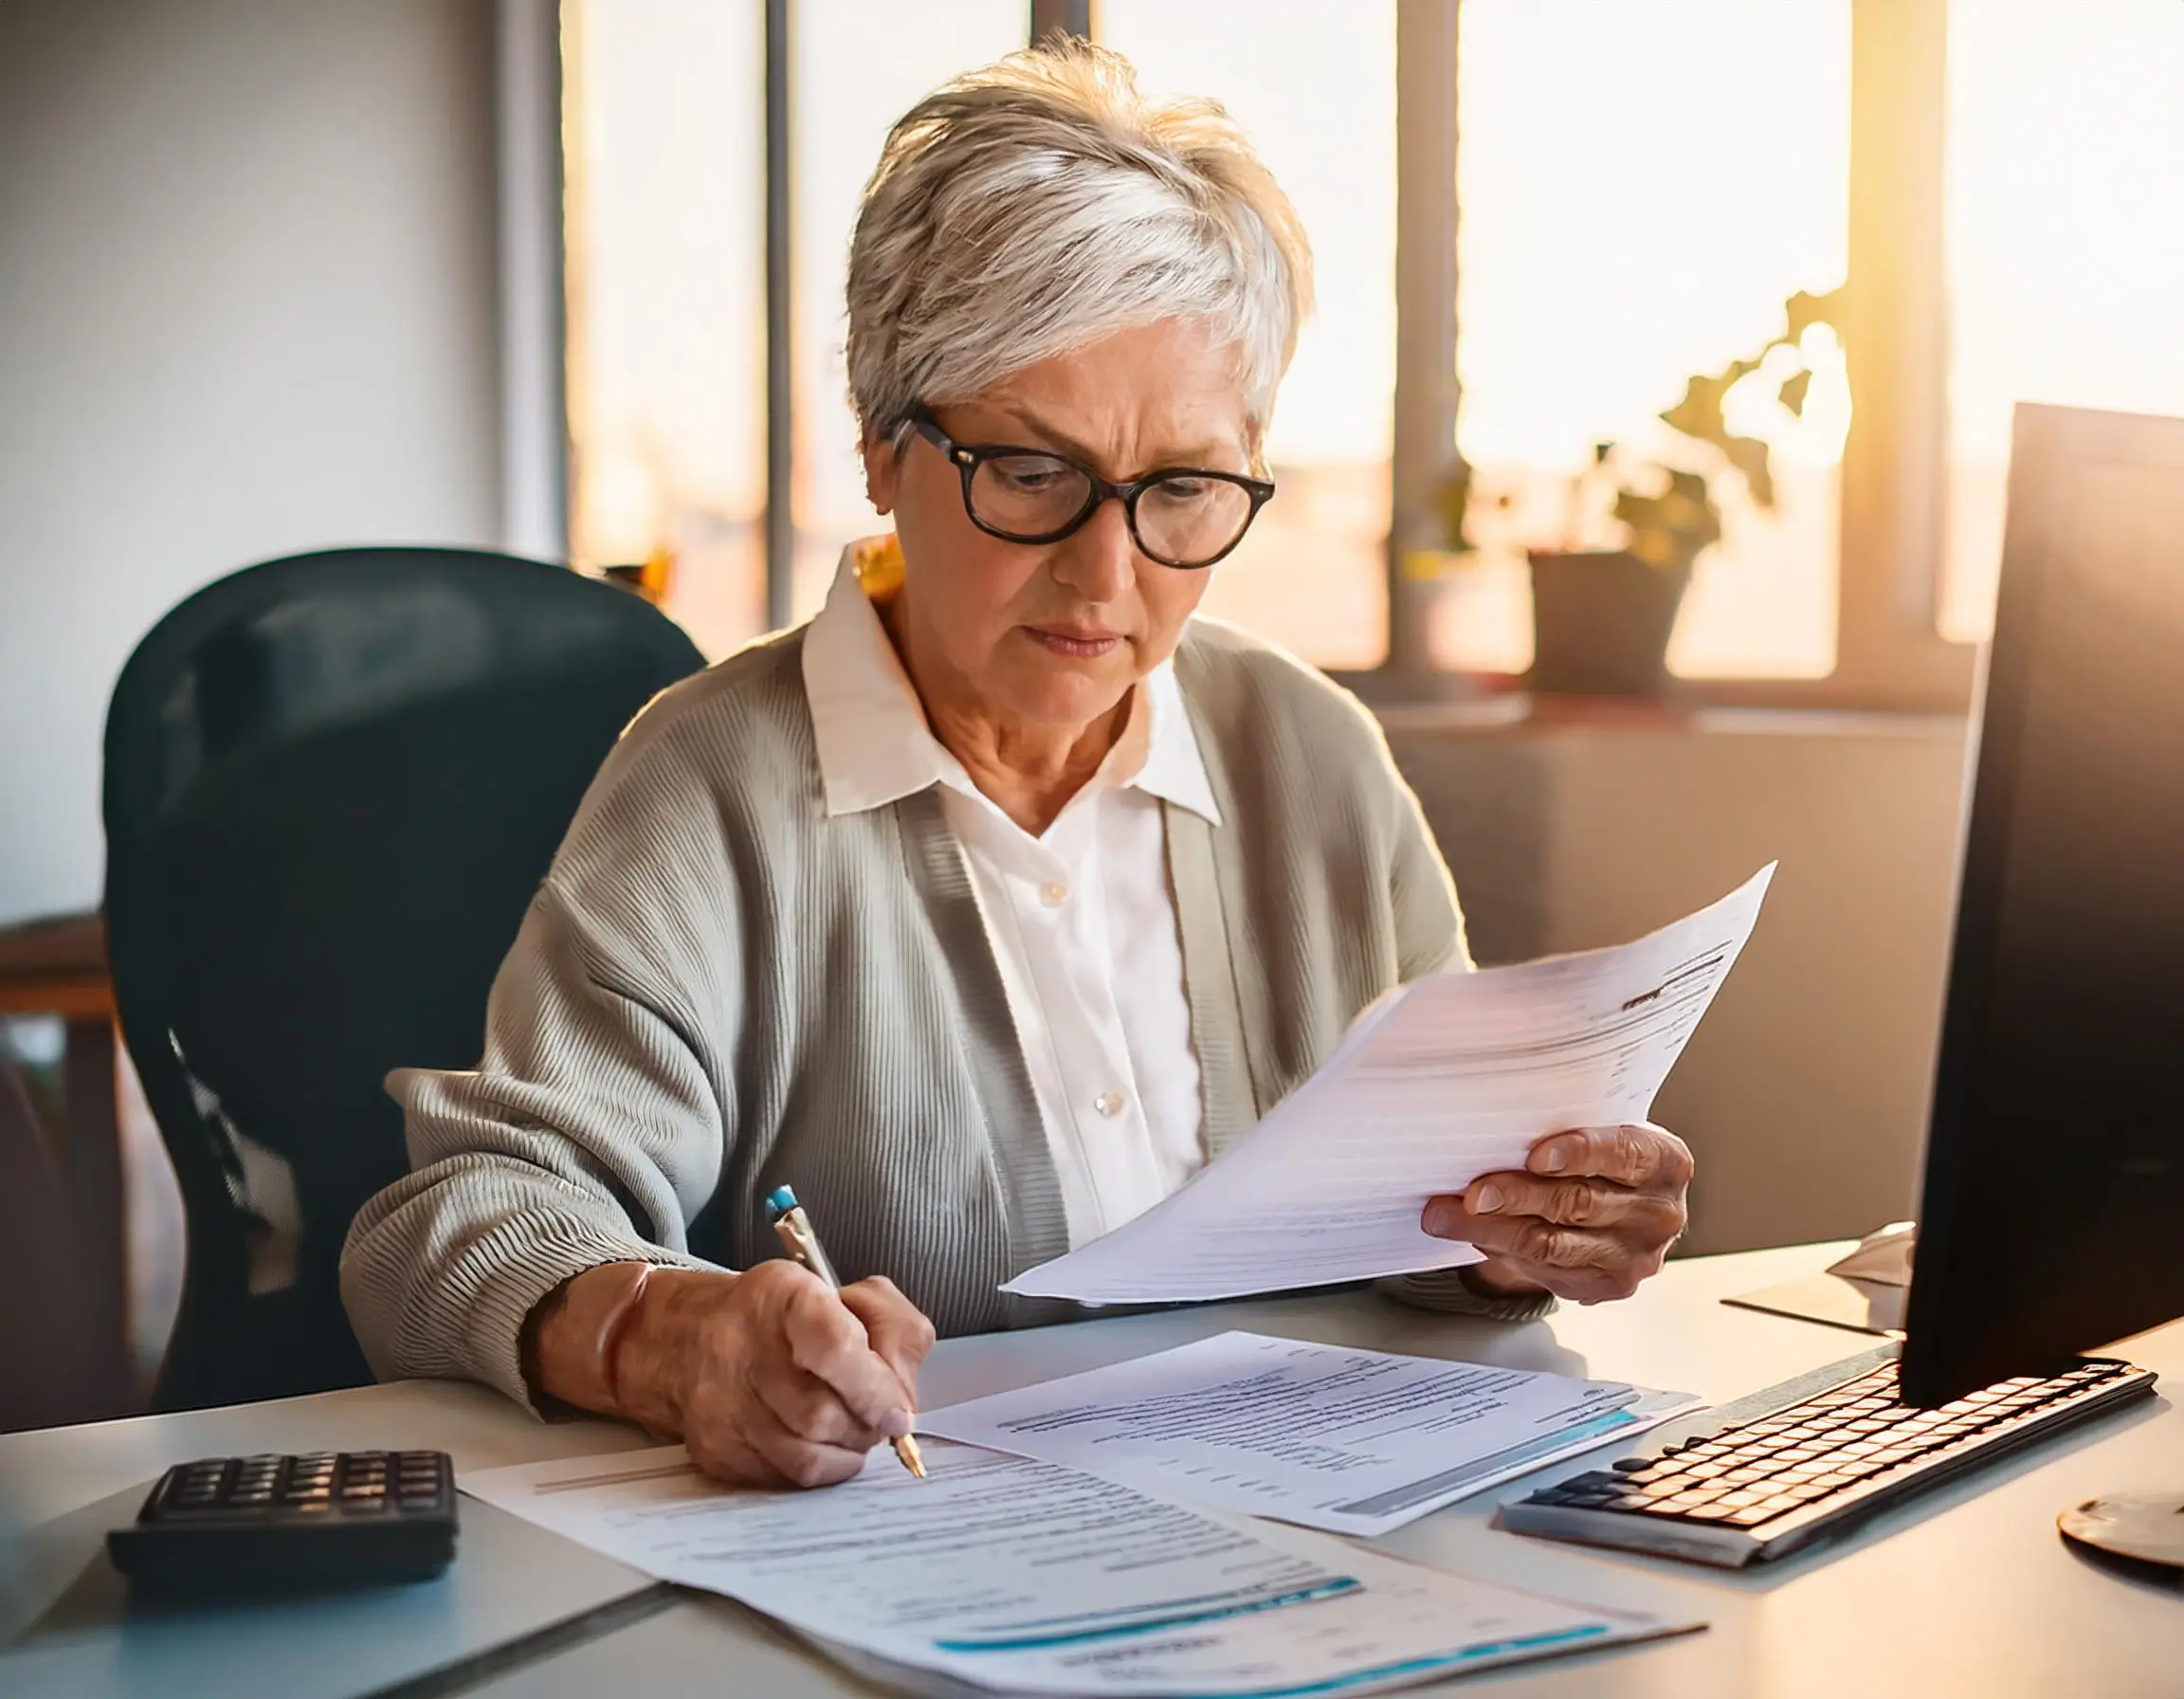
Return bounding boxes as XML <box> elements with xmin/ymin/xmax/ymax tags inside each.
<box><xmin>341</xmin><ymin>42</ymin><xmax>1692</xmax><ymax>1489</ymax></box>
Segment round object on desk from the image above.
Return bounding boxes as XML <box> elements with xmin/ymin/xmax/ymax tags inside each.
<box><xmin>2058</xmin><ymin>1492</ymin><xmax>2184</xmax><ymax>1571</ymax></box>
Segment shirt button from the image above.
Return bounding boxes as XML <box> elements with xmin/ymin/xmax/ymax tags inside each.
<box><xmin>1040</xmin><ymin>880</ymin><xmax>1069</xmax><ymax>907</ymax></box>
<box><xmin>1095</xmin><ymin>1089</ymin><xmax>1125</xmax><ymax>1118</ymax></box>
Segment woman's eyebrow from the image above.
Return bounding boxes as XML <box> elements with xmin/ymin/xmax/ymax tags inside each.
<box><xmin>984</xmin><ymin>405</ymin><xmax>1238</xmax><ymax>471</ymax></box>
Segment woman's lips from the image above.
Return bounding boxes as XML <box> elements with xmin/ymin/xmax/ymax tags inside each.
<box><xmin>1024</xmin><ymin>625</ymin><xmax>1124</xmax><ymax>659</ymax></box>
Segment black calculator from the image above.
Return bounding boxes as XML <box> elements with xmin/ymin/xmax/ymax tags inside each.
<box><xmin>107</xmin><ymin>1451</ymin><xmax>459</xmax><ymax>1592</ymax></box>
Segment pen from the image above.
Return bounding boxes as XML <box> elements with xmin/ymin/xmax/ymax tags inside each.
<box><xmin>765</xmin><ymin>1185</ymin><xmax>927</xmax><ymax>1479</ymax></box>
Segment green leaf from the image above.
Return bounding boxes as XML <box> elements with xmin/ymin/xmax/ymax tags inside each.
<box><xmin>1784</xmin><ymin>284</ymin><xmax>1847</xmax><ymax>343</ymax></box>
<box><xmin>1723</xmin><ymin>434</ymin><xmax>1774</xmax><ymax>509</ymax></box>
<box><xmin>1614</xmin><ymin>473</ymin><xmax>1721</xmax><ymax>572</ymax></box>
<box><xmin>1777</xmin><ymin>368</ymin><xmax>1813</xmax><ymax>417</ymax></box>
<box><xmin>1660</xmin><ymin>374</ymin><xmax>1729</xmax><ymax>448</ymax></box>
<box><xmin>1659</xmin><ymin>359</ymin><xmax>1756</xmax><ymax>449</ymax></box>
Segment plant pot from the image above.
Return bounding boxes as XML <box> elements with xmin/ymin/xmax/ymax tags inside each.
<box><xmin>1525</xmin><ymin>549</ymin><xmax>1692</xmax><ymax>698</ymax></box>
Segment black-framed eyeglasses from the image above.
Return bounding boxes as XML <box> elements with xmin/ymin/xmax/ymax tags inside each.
<box><xmin>910</xmin><ymin>406</ymin><xmax>1275</xmax><ymax>570</ymax></box>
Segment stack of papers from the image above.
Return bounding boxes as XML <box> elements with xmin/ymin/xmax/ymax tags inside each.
<box><xmin>1004</xmin><ymin>866</ymin><xmax>1774</xmax><ymax>1305</ymax></box>
<box><xmin>463</xmin><ymin>878</ymin><xmax>1770</xmax><ymax>1691</ymax></box>
<box><xmin>465</xmin><ymin>1442</ymin><xmax>1698</xmax><ymax>1696</ymax></box>
<box><xmin>919</xmin><ymin>1331</ymin><xmax>1701</xmax><ymax>1538</ymax></box>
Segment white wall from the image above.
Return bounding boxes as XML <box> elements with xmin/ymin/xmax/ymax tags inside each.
<box><xmin>0</xmin><ymin>0</ymin><xmax>505</xmax><ymax>925</ymax></box>
<box><xmin>1387</xmin><ymin>713</ymin><xmax>1970</xmax><ymax>1256</ymax></box>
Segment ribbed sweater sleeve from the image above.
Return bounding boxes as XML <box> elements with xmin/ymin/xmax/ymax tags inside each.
<box><xmin>339</xmin><ymin>711</ymin><xmax>747</xmax><ymax>1410</ymax></box>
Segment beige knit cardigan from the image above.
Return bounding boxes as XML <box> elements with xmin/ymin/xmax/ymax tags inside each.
<box><xmin>339</xmin><ymin>614</ymin><xmax>1546</xmax><ymax>1411</ymax></box>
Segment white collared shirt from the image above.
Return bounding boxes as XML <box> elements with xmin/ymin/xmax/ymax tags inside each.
<box><xmin>802</xmin><ymin>542</ymin><xmax>1217</xmax><ymax>1247</ymax></box>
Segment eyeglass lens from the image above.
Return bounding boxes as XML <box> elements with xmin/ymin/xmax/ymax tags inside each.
<box><xmin>969</xmin><ymin>453</ymin><xmax>1256</xmax><ymax>565</ymax></box>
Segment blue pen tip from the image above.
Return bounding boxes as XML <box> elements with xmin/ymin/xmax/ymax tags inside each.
<box><xmin>765</xmin><ymin>1185</ymin><xmax>798</xmax><ymax>1220</ymax></box>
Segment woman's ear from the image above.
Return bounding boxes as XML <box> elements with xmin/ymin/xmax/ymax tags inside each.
<box><xmin>862</xmin><ymin>429</ymin><xmax>901</xmax><ymax>517</ymax></box>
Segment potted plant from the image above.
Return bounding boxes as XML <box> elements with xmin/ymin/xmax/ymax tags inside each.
<box><xmin>1440</xmin><ymin>286</ymin><xmax>1843</xmax><ymax>697</ymax></box>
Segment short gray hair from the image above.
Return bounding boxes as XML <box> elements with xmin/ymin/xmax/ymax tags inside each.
<box><xmin>846</xmin><ymin>39</ymin><xmax>1313</xmax><ymax>458</ymax></box>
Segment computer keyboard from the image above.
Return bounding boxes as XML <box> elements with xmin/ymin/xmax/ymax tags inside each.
<box><xmin>1499</xmin><ymin>1354</ymin><xmax>2155</xmax><ymax>1567</ymax></box>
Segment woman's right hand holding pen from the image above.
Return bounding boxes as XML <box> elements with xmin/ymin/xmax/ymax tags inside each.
<box><xmin>526</xmin><ymin>1261</ymin><xmax>937</xmax><ymax>1489</ymax></box>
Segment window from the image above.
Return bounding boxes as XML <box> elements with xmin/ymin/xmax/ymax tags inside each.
<box><xmin>1940</xmin><ymin>0</ymin><xmax>2184</xmax><ymax>641</ymax></box>
<box><xmin>1098</xmin><ymin>0</ymin><xmax>1398</xmax><ymax>669</ymax></box>
<box><xmin>1441</xmin><ymin>0</ymin><xmax>1853</xmax><ymax>680</ymax></box>
<box><xmin>789</xmin><ymin>0</ymin><xmax>1027</xmax><ymax>624</ymax></box>
<box><xmin>563</xmin><ymin>0</ymin><xmax>766</xmax><ymax>657</ymax></box>
<box><xmin>567</xmin><ymin>0</ymin><xmax>2118</xmax><ymax>705</ymax></box>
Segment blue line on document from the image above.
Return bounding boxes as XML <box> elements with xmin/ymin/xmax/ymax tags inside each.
<box><xmin>933</xmin><ymin>1577</ymin><xmax>1361</xmax><ymax>1652</ymax></box>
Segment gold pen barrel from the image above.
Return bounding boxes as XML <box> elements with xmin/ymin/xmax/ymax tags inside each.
<box><xmin>772</xmin><ymin>1207</ymin><xmax>843</xmax><ymax>1289</ymax></box>
<box><xmin>767</xmin><ymin>1190</ymin><xmax>926</xmax><ymax>1479</ymax></box>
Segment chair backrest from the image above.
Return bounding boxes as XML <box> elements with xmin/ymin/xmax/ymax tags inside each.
<box><xmin>103</xmin><ymin>546</ymin><xmax>706</xmax><ymax>1410</ymax></box>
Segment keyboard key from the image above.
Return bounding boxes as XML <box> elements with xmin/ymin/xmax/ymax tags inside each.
<box><xmin>1503</xmin><ymin>1356</ymin><xmax>2152</xmax><ymax>1570</ymax></box>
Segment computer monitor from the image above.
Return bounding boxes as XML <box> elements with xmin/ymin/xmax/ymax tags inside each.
<box><xmin>1900</xmin><ymin>401</ymin><xmax>2184</xmax><ymax>1410</ymax></box>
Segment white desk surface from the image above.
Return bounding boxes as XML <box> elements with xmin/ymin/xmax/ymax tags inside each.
<box><xmin>4</xmin><ymin>1242</ymin><xmax>2179</xmax><ymax>1698</ymax></box>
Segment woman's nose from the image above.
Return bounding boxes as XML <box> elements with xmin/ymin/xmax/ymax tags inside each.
<box><xmin>1049</xmin><ymin>495</ymin><xmax>1138</xmax><ymax>602</ymax></box>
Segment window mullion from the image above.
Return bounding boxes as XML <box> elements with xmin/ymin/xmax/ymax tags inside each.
<box><xmin>1834</xmin><ymin>0</ymin><xmax>1975</xmax><ymax>707</ymax></box>
<box><xmin>1387</xmin><ymin>0</ymin><xmax>1461</xmax><ymax>683</ymax></box>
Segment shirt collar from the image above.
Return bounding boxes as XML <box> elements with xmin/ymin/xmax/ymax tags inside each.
<box><xmin>801</xmin><ymin>539</ymin><xmax>1222</xmax><ymax>827</ymax></box>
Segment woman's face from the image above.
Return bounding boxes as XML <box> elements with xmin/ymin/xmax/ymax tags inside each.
<box><xmin>864</xmin><ymin>317</ymin><xmax>1254</xmax><ymax>735</ymax></box>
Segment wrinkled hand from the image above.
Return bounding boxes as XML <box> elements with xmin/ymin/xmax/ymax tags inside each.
<box><xmin>1421</xmin><ymin>1123</ymin><xmax>1693</xmax><ymax>1305</ymax></box>
<box><xmin>541</xmin><ymin>1260</ymin><xmax>937</xmax><ymax>1489</ymax></box>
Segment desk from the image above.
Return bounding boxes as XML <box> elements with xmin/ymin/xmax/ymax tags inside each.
<box><xmin>3</xmin><ymin>1244</ymin><xmax>2178</xmax><ymax>1697</ymax></box>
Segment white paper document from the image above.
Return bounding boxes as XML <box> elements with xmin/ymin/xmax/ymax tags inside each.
<box><xmin>919</xmin><ymin>1331</ymin><xmax>1702</xmax><ymax>1538</ymax></box>
<box><xmin>464</xmin><ymin>1443</ymin><xmax>1696</xmax><ymax>1696</ymax></box>
<box><xmin>1004</xmin><ymin>865</ymin><xmax>1774</xmax><ymax>1305</ymax></box>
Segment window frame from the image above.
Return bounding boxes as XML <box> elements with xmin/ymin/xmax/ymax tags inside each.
<box><xmin>559</xmin><ymin>0</ymin><xmax>1976</xmax><ymax>709</ymax></box>
<box><xmin>1372</xmin><ymin>0</ymin><xmax>1975</xmax><ymax>712</ymax></box>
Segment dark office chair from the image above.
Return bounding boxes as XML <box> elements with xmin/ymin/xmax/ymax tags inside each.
<box><xmin>102</xmin><ymin>546</ymin><xmax>706</xmax><ymax>1411</ymax></box>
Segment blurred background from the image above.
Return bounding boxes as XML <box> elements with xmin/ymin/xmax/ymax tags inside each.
<box><xmin>3</xmin><ymin>0</ymin><xmax>2182</xmax><ymax>1417</ymax></box>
